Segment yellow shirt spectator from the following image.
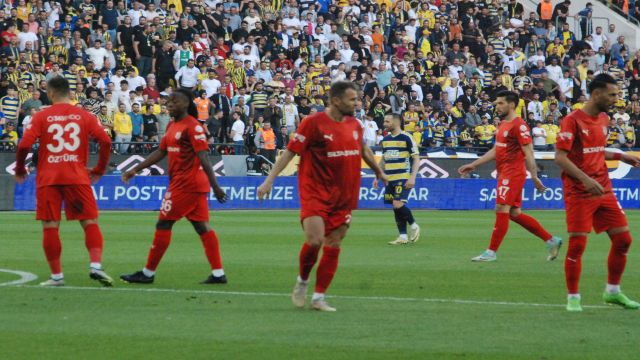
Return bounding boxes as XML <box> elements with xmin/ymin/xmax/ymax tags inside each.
<box><xmin>475</xmin><ymin>124</ymin><xmax>496</xmax><ymax>141</ymax></box>
<box><xmin>403</xmin><ymin>110</ymin><xmax>419</xmax><ymax>132</ymax></box>
<box><xmin>542</xmin><ymin>123</ymin><xmax>560</xmax><ymax>145</ymax></box>
<box><xmin>114</xmin><ymin>111</ymin><xmax>133</xmax><ymax>135</ymax></box>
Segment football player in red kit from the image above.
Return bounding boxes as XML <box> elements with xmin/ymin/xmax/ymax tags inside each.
<box><xmin>120</xmin><ymin>89</ymin><xmax>228</xmax><ymax>284</ymax></box>
<box><xmin>15</xmin><ymin>76</ymin><xmax>113</xmax><ymax>286</ymax></box>
<box><xmin>257</xmin><ymin>81</ymin><xmax>388</xmax><ymax>312</ymax></box>
<box><xmin>459</xmin><ymin>91</ymin><xmax>562</xmax><ymax>262</ymax></box>
<box><xmin>555</xmin><ymin>74</ymin><xmax>640</xmax><ymax>312</ymax></box>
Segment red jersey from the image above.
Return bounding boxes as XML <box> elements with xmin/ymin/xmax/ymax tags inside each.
<box><xmin>556</xmin><ymin>110</ymin><xmax>612</xmax><ymax>197</ymax></box>
<box><xmin>16</xmin><ymin>103</ymin><xmax>111</xmax><ymax>188</ymax></box>
<box><xmin>160</xmin><ymin>115</ymin><xmax>210</xmax><ymax>193</ymax></box>
<box><xmin>495</xmin><ymin>117</ymin><xmax>531</xmax><ymax>178</ymax></box>
<box><xmin>287</xmin><ymin>112</ymin><xmax>363</xmax><ymax>211</ymax></box>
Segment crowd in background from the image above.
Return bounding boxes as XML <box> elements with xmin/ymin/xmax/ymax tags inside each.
<box><xmin>0</xmin><ymin>0</ymin><xmax>639</xmax><ymax>155</ymax></box>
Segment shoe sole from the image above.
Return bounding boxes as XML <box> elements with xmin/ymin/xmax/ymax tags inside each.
<box><xmin>410</xmin><ymin>227</ymin><xmax>420</xmax><ymax>243</ymax></box>
<box><xmin>90</xmin><ymin>273</ymin><xmax>114</xmax><ymax>287</ymax></box>
<box><xmin>39</xmin><ymin>282</ymin><xmax>65</xmax><ymax>287</ymax></box>
<box><xmin>119</xmin><ymin>278</ymin><xmax>154</xmax><ymax>284</ymax></box>
<box><xmin>311</xmin><ymin>304</ymin><xmax>336</xmax><ymax>312</ymax></box>
<box><xmin>471</xmin><ymin>258</ymin><xmax>496</xmax><ymax>262</ymax></box>
<box><xmin>604</xmin><ymin>300</ymin><xmax>640</xmax><ymax>309</ymax></box>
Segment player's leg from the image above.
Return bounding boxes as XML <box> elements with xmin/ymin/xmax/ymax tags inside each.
<box><xmin>79</xmin><ymin>219</ymin><xmax>113</xmax><ymax>287</ymax></box>
<box><xmin>120</xmin><ymin>219</ymin><xmax>176</xmax><ymax>284</ymax></box>
<box><xmin>40</xmin><ymin>220</ymin><xmax>65</xmax><ymax>286</ymax></box>
<box><xmin>63</xmin><ymin>184</ymin><xmax>113</xmax><ymax>286</ymax></box>
<box><xmin>292</xmin><ymin>216</ymin><xmax>325</xmax><ymax>308</ymax></box>
<box><xmin>311</xmin><ymin>223</ymin><xmax>349</xmax><ymax>312</ymax></box>
<box><xmin>509</xmin><ymin>207</ymin><xmax>562</xmax><ymax>261</ymax></box>
<box><xmin>389</xmin><ymin>200</ymin><xmax>409</xmax><ymax>245</ymax></box>
<box><xmin>397</xmin><ymin>186</ymin><xmax>420</xmax><ymax>243</ymax></box>
<box><xmin>596</xmin><ymin>196</ymin><xmax>639</xmax><ymax>309</ymax></box>
<box><xmin>565</xmin><ymin>231</ymin><xmax>588</xmax><ymax>312</ymax></box>
<box><xmin>472</xmin><ymin>204</ymin><xmax>510</xmax><ymax>262</ymax></box>
<box><xmin>36</xmin><ymin>186</ymin><xmax>64</xmax><ymax>286</ymax></box>
<box><xmin>191</xmin><ymin>221</ymin><xmax>227</xmax><ymax>284</ymax></box>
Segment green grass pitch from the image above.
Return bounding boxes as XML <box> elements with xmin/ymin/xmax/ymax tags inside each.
<box><xmin>1</xmin><ymin>210</ymin><xmax>639</xmax><ymax>359</ymax></box>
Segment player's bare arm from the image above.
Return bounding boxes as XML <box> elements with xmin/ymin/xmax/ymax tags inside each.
<box><xmin>521</xmin><ymin>143</ymin><xmax>546</xmax><ymax>192</ymax></box>
<box><xmin>372</xmin><ymin>156</ymin><xmax>385</xmax><ymax>188</ymax></box>
<box><xmin>121</xmin><ymin>149</ymin><xmax>167</xmax><ymax>183</ymax></box>
<box><xmin>197</xmin><ymin>150</ymin><xmax>227</xmax><ymax>203</ymax></box>
<box><xmin>605</xmin><ymin>150</ymin><xmax>640</xmax><ymax>167</ymax></box>
<box><xmin>362</xmin><ymin>143</ymin><xmax>388</xmax><ymax>186</ymax></box>
<box><xmin>458</xmin><ymin>146</ymin><xmax>496</xmax><ymax>175</ymax></box>
<box><xmin>405</xmin><ymin>154</ymin><xmax>420</xmax><ymax>189</ymax></box>
<box><xmin>257</xmin><ymin>149</ymin><xmax>296</xmax><ymax>199</ymax></box>
<box><xmin>555</xmin><ymin>148</ymin><xmax>604</xmax><ymax>195</ymax></box>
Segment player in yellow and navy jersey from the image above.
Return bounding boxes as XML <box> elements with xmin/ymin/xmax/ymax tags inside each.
<box><xmin>374</xmin><ymin>114</ymin><xmax>421</xmax><ymax>245</ymax></box>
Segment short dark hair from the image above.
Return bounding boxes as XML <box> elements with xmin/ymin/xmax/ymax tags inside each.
<box><xmin>587</xmin><ymin>73</ymin><xmax>617</xmax><ymax>94</ymax></box>
<box><xmin>329</xmin><ymin>81</ymin><xmax>358</xmax><ymax>99</ymax></box>
<box><xmin>495</xmin><ymin>90</ymin><xmax>519</xmax><ymax>105</ymax></box>
<box><xmin>387</xmin><ymin>113</ymin><xmax>401</xmax><ymax>122</ymax></box>
<box><xmin>47</xmin><ymin>76</ymin><xmax>69</xmax><ymax>96</ymax></box>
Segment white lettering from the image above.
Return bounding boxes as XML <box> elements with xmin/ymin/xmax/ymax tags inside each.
<box><xmin>47</xmin><ymin>154</ymin><xmax>79</xmax><ymax>163</ymax></box>
<box><xmin>326</xmin><ymin>149</ymin><xmax>360</xmax><ymax>158</ymax></box>
<box><xmin>583</xmin><ymin>146</ymin><xmax>605</xmax><ymax>154</ymax></box>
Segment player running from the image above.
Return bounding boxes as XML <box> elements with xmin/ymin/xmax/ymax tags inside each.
<box><xmin>120</xmin><ymin>89</ymin><xmax>228</xmax><ymax>285</ymax></box>
<box><xmin>373</xmin><ymin>114</ymin><xmax>421</xmax><ymax>245</ymax></box>
<box><xmin>458</xmin><ymin>91</ymin><xmax>562</xmax><ymax>262</ymax></box>
<box><xmin>14</xmin><ymin>76</ymin><xmax>113</xmax><ymax>287</ymax></box>
<box><xmin>555</xmin><ymin>74</ymin><xmax>640</xmax><ymax>312</ymax></box>
<box><xmin>257</xmin><ymin>81</ymin><xmax>387</xmax><ymax>312</ymax></box>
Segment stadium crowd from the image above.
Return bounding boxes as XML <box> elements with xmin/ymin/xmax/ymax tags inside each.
<box><xmin>0</xmin><ymin>0</ymin><xmax>640</xmax><ymax>155</ymax></box>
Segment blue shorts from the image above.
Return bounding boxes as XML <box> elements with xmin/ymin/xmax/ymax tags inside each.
<box><xmin>384</xmin><ymin>180</ymin><xmax>410</xmax><ymax>204</ymax></box>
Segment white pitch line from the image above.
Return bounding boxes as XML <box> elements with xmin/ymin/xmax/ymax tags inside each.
<box><xmin>0</xmin><ymin>269</ymin><xmax>38</xmax><ymax>286</ymax></box>
<box><xmin>7</xmin><ymin>284</ymin><xmax>611</xmax><ymax>309</ymax></box>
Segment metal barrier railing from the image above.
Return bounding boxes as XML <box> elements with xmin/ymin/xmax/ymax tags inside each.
<box><xmin>596</xmin><ymin>0</ymin><xmax>640</xmax><ymax>26</ymax></box>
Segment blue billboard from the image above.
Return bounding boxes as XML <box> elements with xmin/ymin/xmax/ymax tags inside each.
<box><xmin>13</xmin><ymin>176</ymin><xmax>640</xmax><ymax>211</ymax></box>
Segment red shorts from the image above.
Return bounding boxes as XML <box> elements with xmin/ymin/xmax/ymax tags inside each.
<box><xmin>495</xmin><ymin>176</ymin><xmax>525</xmax><ymax>208</ymax></box>
<box><xmin>565</xmin><ymin>192</ymin><xmax>628</xmax><ymax>234</ymax></box>
<box><xmin>300</xmin><ymin>205</ymin><xmax>353</xmax><ymax>236</ymax></box>
<box><xmin>159</xmin><ymin>191</ymin><xmax>209</xmax><ymax>222</ymax></box>
<box><xmin>36</xmin><ymin>185</ymin><xmax>98</xmax><ymax>221</ymax></box>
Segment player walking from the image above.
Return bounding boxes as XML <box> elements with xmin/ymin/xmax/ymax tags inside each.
<box><xmin>15</xmin><ymin>76</ymin><xmax>113</xmax><ymax>286</ymax></box>
<box><xmin>555</xmin><ymin>74</ymin><xmax>640</xmax><ymax>312</ymax></box>
<box><xmin>120</xmin><ymin>89</ymin><xmax>229</xmax><ymax>284</ymax></box>
<box><xmin>257</xmin><ymin>81</ymin><xmax>387</xmax><ymax>312</ymax></box>
<box><xmin>458</xmin><ymin>91</ymin><xmax>562</xmax><ymax>262</ymax></box>
<box><xmin>374</xmin><ymin>114</ymin><xmax>421</xmax><ymax>245</ymax></box>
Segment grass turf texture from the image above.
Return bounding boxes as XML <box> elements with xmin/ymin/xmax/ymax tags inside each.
<box><xmin>1</xmin><ymin>210</ymin><xmax>638</xmax><ymax>359</ymax></box>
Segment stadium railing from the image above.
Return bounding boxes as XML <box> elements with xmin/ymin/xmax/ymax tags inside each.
<box><xmin>597</xmin><ymin>0</ymin><xmax>640</xmax><ymax>25</ymax></box>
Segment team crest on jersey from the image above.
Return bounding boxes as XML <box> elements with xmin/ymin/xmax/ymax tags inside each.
<box><xmin>353</xmin><ymin>131</ymin><xmax>359</xmax><ymax>140</ymax></box>
<box><xmin>502</xmin><ymin>179</ymin><xmax>509</xmax><ymax>185</ymax></box>
<box><xmin>195</xmin><ymin>125</ymin><xmax>204</xmax><ymax>133</ymax></box>
<box><xmin>503</xmin><ymin>131</ymin><xmax>509</xmax><ymax>137</ymax></box>
<box><xmin>175</xmin><ymin>131</ymin><xmax>182</xmax><ymax>139</ymax></box>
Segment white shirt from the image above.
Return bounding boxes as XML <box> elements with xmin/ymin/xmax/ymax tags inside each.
<box><xmin>527</xmin><ymin>100</ymin><xmax>543</xmax><ymax>121</ymax></box>
<box><xmin>231</xmin><ymin>119</ymin><xmax>245</xmax><ymax>141</ymax></box>
<box><xmin>201</xmin><ymin>78</ymin><xmax>222</xmax><ymax>97</ymax></box>
<box><xmin>175</xmin><ymin>66</ymin><xmax>201</xmax><ymax>87</ymax></box>
<box><xmin>86</xmin><ymin>47</ymin><xmax>107</xmax><ymax>69</ymax></box>
<box><xmin>558</xmin><ymin>77</ymin><xmax>573</xmax><ymax>98</ymax></box>
<box><xmin>244</xmin><ymin>15</ymin><xmax>260</xmax><ymax>31</ymax></box>
<box><xmin>339</xmin><ymin>48</ymin><xmax>354</xmax><ymax>63</ymax></box>
<box><xmin>17</xmin><ymin>31</ymin><xmax>38</xmax><ymax>51</ymax></box>
<box><xmin>546</xmin><ymin>64</ymin><xmax>563</xmax><ymax>83</ymax></box>
<box><xmin>128</xmin><ymin>9</ymin><xmax>144</xmax><ymax>27</ymax></box>
<box><xmin>282</xmin><ymin>103</ymin><xmax>298</xmax><ymax>127</ymax></box>
<box><xmin>591</xmin><ymin>32</ymin><xmax>606</xmax><ymax>50</ymax></box>
<box><xmin>363</xmin><ymin>119</ymin><xmax>378</xmax><ymax>145</ymax></box>
<box><xmin>126</xmin><ymin>75</ymin><xmax>146</xmax><ymax>90</ymax></box>
<box><xmin>282</xmin><ymin>17</ymin><xmax>301</xmax><ymax>36</ymax></box>
<box><xmin>532</xmin><ymin>127</ymin><xmax>547</xmax><ymax>146</ymax></box>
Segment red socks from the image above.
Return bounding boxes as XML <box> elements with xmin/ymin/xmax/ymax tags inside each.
<box><xmin>299</xmin><ymin>242</ymin><xmax>320</xmax><ymax>281</ymax></box>
<box><xmin>565</xmin><ymin>235</ymin><xmax>587</xmax><ymax>294</ymax></box>
<box><xmin>510</xmin><ymin>213</ymin><xmax>552</xmax><ymax>242</ymax></box>
<box><xmin>42</xmin><ymin>228</ymin><xmax>62</xmax><ymax>275</ymax></box>
<box><xmin>488</xmin><ymin>212</ymin><xmax>510</xmax><ymax>251</ymax></box>
<box><xmin>84</xmin><ymin>223</ymin><xmax>104</xmax><ymax>264</ymax></box>
<box><xmin>315</xmin><ymin>246</ymin><xmax>341</xmax><ymax>293</ymax></box>
<box><xmin>200</xmin><ymin>230</ymin><xmax>223</xmax><ymax>270</ymax></box>
<box><xmin>145</xmin><ymin>229</ymin><xmax>172</xmax><ymax>271</ymax></box>
<box><xmin>608</xmin><ymin>232</ymin><xmax>632</xmax><ymax>285</ymax></box>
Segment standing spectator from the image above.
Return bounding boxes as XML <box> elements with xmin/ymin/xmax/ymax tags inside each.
<box><xmin>114</xmin><ymin>103</ymin><xmax>133</xmax><ymax>154</ymax></box>
<box><xmin>253</xmin><ymin>121</ymin><xmax>276</xmax><ymax>163</ymax></box>
<box><xmin>175</xmin><ymin>59</ymin><xmax>200</xmax><ymax>91</ymax></box>
<box><xmin>542</xmin><ymin>115</ymin><xmax>560</xmax><ymax>150</ymax></box>
<box><xmin>156</xmin><ymin>105</ymin><xmax>171</xmax><ymax>140</ymax></box>
<box><xmin>532</xmin><ymin>121</ymin><xmax>548</xmax><ymax>151</ymax></box>
<box><xmin>363</xmin><ymin>116</ymin><xmax>379</xmax><ymax>147</ymax></box>
<box><xmin>129</xmin><ymin>103</ymin><xmax>144</xmax><ymax>143</ymax></box>
<box><xmin>281</xmin><ymin>95</ymin><xmax>300</xmax><ymax>132</ymax></box>
<box><xmin>230</xmin><ymin>111</ymin><xmax>246</xmax><ymax>154</ymax></box>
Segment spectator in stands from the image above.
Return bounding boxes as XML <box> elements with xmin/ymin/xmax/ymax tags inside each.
<box><xmin>532</xmin><ymin>121</ymin><xmax>548</xmax><ymax>151</ymax></box>
<box><xmin>230</xmin><ymin>111</ymin><xmax>245</xmax><ymax>155</ymax></box>
<box><xmin>114</xmin><ymin>103</ymin><xmax>133</xmax><ymax>154</ymax></box>
<box><xmin>1</xmin><ymin>121</ymin><xmax>17</xmax><ymax>147</ymax></box>
<box><xmin>607</xmin><ymin>117</ymin><xmax>625</xmax><ymax>148</ymax></box>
